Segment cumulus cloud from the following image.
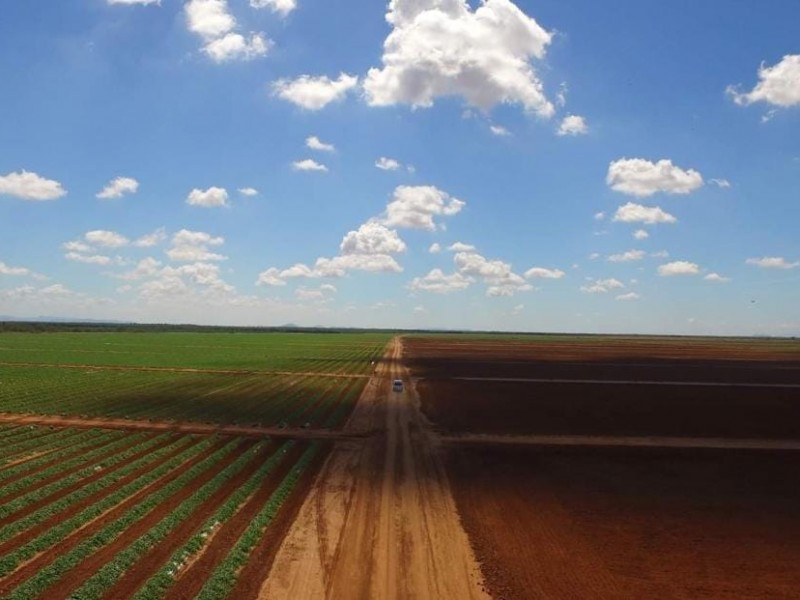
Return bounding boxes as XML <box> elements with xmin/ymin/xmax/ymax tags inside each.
<box><xmin>364</xmin><ymin>0</ymin><xmax>555</xmax><ymax>117</ymax></box>
<box><xmin>0</xmin><ymin>170</ymin><xmax>66</xmax><ymax>201</ymax></box>
<box><xmin>167</xmin><ymin>229</ymin><xmax>226</xmax><ymax>262</ymax></box>
<box><xmin>116</xmin><ymin>257</ymin><xmax>163</xmax><ymax>281</ymax></box>
<box><xmin>249</xmin><ymin>0</ymin><xmax>296</xmax><ymax>17</ymax></box>
<box><xmin>429</xmin><ymin>242</ymin><xmax>442</xmax><ymax>254</ymax></box>
<box><xmin>608</xmin><ymin>249</ymin><xmax>645</xmax><ymax>263</ymax></box>
<box><xmin>185</xmin><ymin>0</ymin><xmax>269</xmax><ymax>63</ymax></box>
<box><xmin>380</xmin><ymin>185</ymin><xmax>465</xmax><ymax>230</ymax></box>
<box><xmin>704</xmin><ymin>273</ymin><xmax>731</xmax><ymax>283</ymax></box>
<box><xmin>375</xmin><ymin>157</ymin><xmax>401</xmax><ymax>171</ymax></box>
<box><xmin>727</xmin><ymin>55</ymin><xmax>800</xmax><ymax>108</ymax></box>
<box><xmin>108</xmin><ymin>0</ymin><xmax>161</xmax><ymax>4</ymax></box>
<box><xmin>256</xmin><ymin>268</ymin><xmax>286</xmax><ymax>286</ymax></box>
<box><xmin>594</xmin><ymin>212</ymin><xmax>605</xmax><ymax>221</ymax></box>
<box><xmin>409</xmin><ymin>268</ymin><xmax>472</xmax><ymax>294</ymax></box>
<box><xmin>489</xmin><ymin>125</ymin><xmax>510</xmax><ymax>136</ymax></box>
<box><xmin>454</xmin><ymin>251</ymin><xmax>531</xmax><ymax>296</ymax></box>
<box><xmin>0</xmin><ymin>261</ymin><xmax>31</xmax><ymax>276</ymax></box>
<box><xmin>658</xmin><ymin>261</ymin><xmax>700</xmax><ymax>276</ymax></box>
<box><xmin>238</xmin><ymin>187</ymin><xmax>258</xmax><ymax>197</ymax></box>
<box><xmin>616</xmin><ymin>292</ymin><xmax>640</xmax><ymax>301</ymax></box>
<box><xmin>96</xmin><ymin>176</ymin><xmax>139</xmax><ymax>199</ymax></box>
<box><xmin>580</xmin><ymin>278</ymin><xmax>624</xmax><ymax>294</ymax></box>
<box><xmin>613</xmin><ymin>202</ymin><xmax>677</xmax><ymax>225</ymax></box>
<box><xmin>187</xmin><ymin>186</ymin><xmax>229</xmax><ymax>207</ymax></box>
<box><xmin>204</xmin><ymin>33</ymin><xmax>270</xmax><ymax>62</ymax></box>
<box><xmin>85</xmin><ymin>230</ymin><xmax>130</xmax><ymax>248</ymax></box>
<box><xmin>524</xmin><ymin>267</ymin><xmax>565</xmax><ymax>279</ymax></box>
<box><xmin>633</xmin><ymin>229</ymin><xmax>649</xmax><ymax>240</ymax></box>
<box><xmin>557</xmin><ymin>114</ymin><xmax>588</xmax><ymax>136</ymax></box>
<box><xmin>292</xmin><ymin>159</ymin><xmax>328</xmax><ymax>172</ymax></box>
<box><xmin>745</xmin><ymin>256</ymin><xmax>799</xmax><ymax>269</ymax></box>
<box><xmin>339</xmin><ymin>222</ymin><xmax>407</xmax><ymax>256</ymax></box>
<box><xmin>306</xmin><ymin>136</ymin><xmax>335</xmax><ymax>152</ymax></box>
<box><xmin>607</xmin><ymin>158</ymin><xmax>703</xmax><ymax>197</ymax></box>
<box><xmin>133</xmin><ymin>228</ymin><xmax>167</xmax><ymax>248</ymax></box>
<box><xmin>272</xmin><ymin>73</ymin><xmax>359</xmax><ymax>110</ymax></box>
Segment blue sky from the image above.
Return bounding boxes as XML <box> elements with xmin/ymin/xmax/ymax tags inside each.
<box><xmin>1</xmin><ymin>0</ymin><xmax>798</xmax><ymax>334</ymax></box>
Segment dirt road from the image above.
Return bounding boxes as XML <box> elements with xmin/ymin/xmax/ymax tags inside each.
<box><xmin>259</xmin><ymin>337</ymin><xmax>489</xmax><ymax>600</ymax></box>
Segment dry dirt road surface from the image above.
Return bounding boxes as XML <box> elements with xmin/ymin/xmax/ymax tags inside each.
<box><xmin>259</xmin><ymin>337</ymin><xmax>489</xmax><ymax>600</ymax></box>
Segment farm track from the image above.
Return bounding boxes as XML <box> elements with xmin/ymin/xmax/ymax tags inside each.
<box><xmin>165</xmin><ymin>442</ymin><xmax>309</xmax><ymax>600</ymax></box>
<box><xmin>0</xmin><ymin>438</ymin><xmax>227</xmax><ymax>594</ymax></box>
<box><xmin>0</xmin><ymin>361</ymin><xmax>370</xmax><ymax>379</ymax></box>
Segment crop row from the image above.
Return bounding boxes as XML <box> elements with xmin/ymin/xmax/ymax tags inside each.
<box><xmin>0</xmin><ymin>426</ymin><xmax>322</xmax><ymax>599</ymax></box>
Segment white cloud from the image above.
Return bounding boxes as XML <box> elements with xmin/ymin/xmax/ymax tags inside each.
<box><xmin>185</xmin><ymin>0</ymin><xmax>269</xmax><ymax>63</ymax></box>
<box><xmin>364</xmin><ymin>0</ymin><xmax>555</xmax><ymax>117</ymax></box>
<box><xmin>85</xmin><ymin>230</ymin><xmax>129</xmax><ymax>248</ymax></box>
<box><xmin>704</xmin><ymin>273</ymin><xmax>731</xmax><ymax>283</ymax></box>
<box><xmin>256</xmin><ymin>267</ymin><xmax>286</xmax><ymax>286</ymax></box>
<box><xmin>185</xmin><ymin>0</ymin><xmax>235</xmax><ymax>39</ymax></box>
<box><xmin>616</xmin><ymin>292</ymin><xmax>640</xmax><ymax>301</ymax></box>
<box><xmin>292</xmin><ymin>159</ymin><xmax>328</xmax><ymax>172</ymax></box>
<box><xmin>633</xmin><ymin>229</ymin><xmax>649</xmax><ymax>240</ymax></box>
<box><xmin>709</xmin><ymin>178</ymin><xmax>731</xmax><ymax>188</ymax></box>
<box><xmin>314</xmin><ymin>254</ymin><xmax>402</xmax><ymax>276</ymax></box>
<box><xmin>187</xmin><ymin>186</ymin><xmax>229</xmax><ymax>207</ymax></box>
<box><xmin>133</xmin><ymin>228</ymin><xmax>167</xmax><ymax>248</ymax></box>
<box><xmin>556</xmin><ymin>82</ymin><xmax>567</xmax><ymax>107</ymax></box>
<box><xmin>168</xmin><ymin>229</ymin><xmax>226</xmax><ymax>262</ymax></box>
<box><xmin>375</xmin><ymin>157</ymin><xmax>401</xmax><ymax>171</ymax></box>
<box><xmin>727</xmin><ymin>55</ymin><xmax>800</xmax><ymax>108</ymax></box>
<box><xmin>107</xmin><ymin>0</ymin><xmax>161</xmax><ymax>4</ymax></box>
<box><xmin>608</xmin><ymin>249</ymin><xmax>645</xmax><ymax>263</ymax></box>
<box><xmin>63</xmin><ymin>241</ymin><xmax>92</xmax><ymax>253</ymax></box>
<box><xmin>249</xmin><ymin>0</ymin><xmax>296</xmax><ymax>17</ymax></box>
<box><xmin>238</xmin><ymin>187</ymin><xmax>258</xmax><ymax>197</ymax></box>
<box><xmin>380</xmin><ymin>185</ymin><xmax>465</xmax><ymax>230</ymax></box>
<box><xmin>429</xmin><ymin>242</ymin><xmax>442</xmax><ymax>254</ymax></box>
<box><xmin>204</xmin><ymin>32</ymin><xmax>269</xmax><ymax>63</ymax></box>
<box><xmin>340</xmin><ymin>222</ymin><xmax>407</xmax><ymax>255</ymax></box>
<box><xmin>745</xmin><ymin>256</ymin><xmax>799</xmax><ymax>270</ymax></box>
<box><xmin>96</xmin><ymin>176</ymin><xmax>139</xmax><ymax>199</ymax></box>
<box><xmin>557</xmin><ymin>114</ymin><xmax>588</xmax><ymax>136</ymax></box>
<box><xmin>447</xmin><ymin>242</ymin><xmax>476</xmax><ymax>252</ymax></box>
<box><xmin>650</xmin><ymin>250</ymin><xmax>670</xmax><ymax>259</ymax></box>
<box><xmin>580</xmin><ymin>278</ymin><xmax>624</xmax><ymax>294</ymax></box>
<box><xmin>607</xmin><ymin>158</ymin><xmax>703</xmax><ymax>197</ymax></box>
<box><xmin>65</xmin><ymin>252</ymin><xmax>113</xmax><ymax>265</ymax></box>
<box><xmin>408</xmin><ymin>268</ymin><xmax>472</xmax><ymax>294</ymax></box>
<box><xmin>594</xmin><ymin>211</ymin><xmax>605</xmax><ymax>221</ymax></box>
<box><xmin>116</xmin><ymin>257</ymin><xmax>163</xmax><ymax>281</ymax></box>
<box><xmin>0</xmin><ymin>261</ymin><xmax>30</xmax><ymax>276</ymax></box>
<box><xmin>0</xmin><ymin>170</ymin><xmax>66</xmax><ymax>201</ymax></box>
<box><xmin>489</xmin><ymin>125</ymin><xmax>510</xmax><ymax>136</ymax></box>
<box><xmin>658</xmin><ymin>261</ymin><xmax>700</xmax><ymax>276</ymax></box>
<box><xmin>613</xmin><ymin>202</ymin><xmax>677</xmax><ymax>225</ymax></box>
<box><xmin>454</xmin><ymin>251</ymin><xmax>531</xmax><ymax>296</ymax></box>
<box><xmin>524</xmin><ymin>267</ymin><xmax>565</xmax><ymax>279</ymax></box>
<box><xmin>306</xmin><ymin>136</ymin><xmax>335</xmax><ymax>152</ymax></box>
<box><xmin>272</xmin><ymin>73</ymin><xmax>359</xmax><ymax>110</ymax></box>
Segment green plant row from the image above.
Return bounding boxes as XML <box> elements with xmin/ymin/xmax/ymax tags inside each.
<box><xmin>72</xmin><ymin>441</ymin><xmax>270</xmax><ymax>599</ymax></box>
<box><xmin>0</xmin><ymin>431</ymin><xmax>156</xmax><ymax>519</ymax></box>
<box><xmin>0</xmin><ymin>434</ymin><xmax>211</xmax><ymax>576</ymax></box>
<box><xmin>0</xmin><ymin>426</ymin><xmax>89</xmax><ymax>462</ymax></box>
<box><xmin>0</xmin><ymin>427</ymin><xmax>115</xmax><ymax>485</ymax></box>
<box><xmin>133</xmin><ymin>440</ymin><xmax>294</xmax><ymax>600</ymax></box>
<box><xmin>7</xmin><ymin>439</ymin><xmax>240</xmax><ymax>599</ymax></box>
<box><xmin>196</xmin><ymin>442</ymin><xmax>321</xmax><ymax>600</ymax></box>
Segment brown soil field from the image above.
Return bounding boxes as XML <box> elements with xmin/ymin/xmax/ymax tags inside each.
<box><xmin>447</xmin><ymin>445</ymin><xmax>800</xmax><ymax>600</ymax></box>
<box><xmin>407</xmin><ymin>337</ymin><xmax>800</xmax><ymax>438</ymax></box>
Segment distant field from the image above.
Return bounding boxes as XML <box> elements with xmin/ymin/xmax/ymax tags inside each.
<box><xmin>404</xmin><ymin>334</ymin><xmax>800</xmax><ymax>600</ymax></box>
<box><xmin>0</xmin><ymin>332</ymin><xmax>390</xmax><ymax>426</ymax></box>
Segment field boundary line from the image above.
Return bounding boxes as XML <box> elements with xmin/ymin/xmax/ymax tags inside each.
<box><xmin>445</xmin><ymin>376</ymin><xmax>800</xmax><ymax>388</ymax></box>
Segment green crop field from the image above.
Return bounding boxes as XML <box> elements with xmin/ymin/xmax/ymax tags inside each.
<box><xmin>0</xmin><ymin>331</ymin><xmax>390</xmax><ymax>427</ymax></box>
